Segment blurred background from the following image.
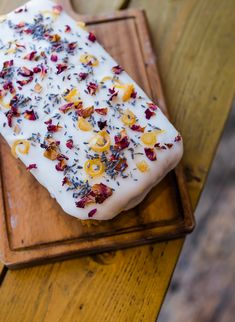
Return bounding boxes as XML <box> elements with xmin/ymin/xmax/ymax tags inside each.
<box><xmin>159</xmin><ymin>103</ymin><xmax>235</xmax><ymax>322</ymax></box>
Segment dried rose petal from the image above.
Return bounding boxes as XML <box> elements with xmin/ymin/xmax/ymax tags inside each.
<box><xmin>155</xmin><ymin>143</ymin><xmax>167</xmax><ymax>150</ymax></box>
<box><xmin>62</xmin><ymin>177</ymin><xmax>70</xmax><ymax>186</ymax></box>
<box><xmin>16</xmin><ymin>77</ymin><xmax>33</xmax><ymax>87</ymax></box>
<box><xmin>57</xmin><ymin>153</ymin><xmax>69</xmax><ymax>161</ymax></box>
<box><xmin>88</xmin><ymin>208</ymin><xmax>97</xmax><ymax>218</ymax></box>
<box><xmin>47</xmin><ymin>123</ymin><xmax>62</xmax><ymax>132</ymax></box>
<box><xmin>91</xmin><ymin>183</ymin><xmax>113</xmax><ymax>204</ymax></box>
<box><xmin>174</xmin><ymin>135</ymin><xmax>182</xmax><ymax>142</ymax></box>
<box><xmin>79</xmin><ymin>72</ymin><xmax>88</xmax><ymax>80</ymax></box>
<box><xmin>131</xmin><ymin>91</ymin><xmax>137</xmax><ymax>99</ymax></box>
<box><xmin>114</xmin><ymin>130</ymin><xmax>130</xmax><ymax>150</ymax></box>
<box><xmin>77</xmin><ymin>106</ymin><xmax>94</xmax><ymax>118</ymax></box>
<box><xmin>165</xmin><ymin>143</ymin><xmax>173</xmax><ymax>149</ymax></box>
<box><xmin>95</xmin><ymin>108</ymin><xmax>108</xmax><ymax>115</ymax></box>
<box><xmin>55</xmin><ymin>159</ymin><xmax>67</xmax><ymax>171</ymax></box>
<box><xmin>56</xmin><ymin>64</ymin><xmax>67</xmax><ymax>75</ymax></box>
<box><xmin>144</xmin><ymin>148</ymin><xmax>157</xmax><ymax>161</ymax></box>
<box><xmin>65</xmin><ymin>25</ymin><xmax>71</xmax><ymax>33</ymax></box>
<box><xmin>108</xmin><ymin>87</ymin><xmax>118</xmax><ymax>101</ymax></box>
<box><xmin>18</xmin><ymin>66</ymin><xmax>33</xmax><ymax>77</ymax></box>
<box><xmin>97</xmin><ymin>120</ymin><xmax>107</xmax><ymax>130</ymax></box>
<box><xmin>24</xmin><ymin>51</ymin><xmax>37</xmax><ymax>61</ymax></box>
<box><xmin>3</xmin><ymin>81</ymin><xmax>15</xmax><ymax>94</ymax></box>
<box><xmin>68</xmin><ymin>42</ymin><xmax>77</xmax><ymax>51</ymax></box>
<box><xmin>51</xmin><ymin>54</ymin><xmax>58</xmax><ymax>62</ymax></box>
<box><xmin>53</xmin><ymin>4</ymin><xmax>63</xmax><ymax>15</ymax></box>
<box><xmin>145</xmin><ymin>108</ymin><xmax>155</xmax><ymax>120</ymax></box>
<box><xmin>147</xmin><ymin>102</ymin><xmax>158</xmax><ymax>111</ymax></box>
<box><xmin>66</xmin><ymin>139</ymin><xmax>73</xmax><ymax>149</ymax></box>
<box><xmin>44</xmin><ymin>119</ymin><xmax>52</xmax><ymax>125</ymax></box>
<box><xmin>26</xmin><ymin>164</ymin><xmax>37</xmax><ymax>171</ymax></box>
<box><xmin>33</xmin><ymin>67</ymin><xmax>41</xmax><ymax>73</ymax></box>
<box><xmin>59</xmin><ymin>102</ymin><xmax>74</xmax><ymax>113</ymax></box>
<box><xmin>88</xmin><ymin>32</ymin><xmax>96</xmax><ymax>42</ymax></box>
<box><xmin>6</xmin><ymin>106</ymin><xmax>20</xmax><ymax>127</ymax></box>
<box><xmin>112</xmin><ymin>65</ymin><xmax>123</xmax><ymax>75</ymax></box>
<box><xmin>130</xmin><ymin>124</ymin><xmax>145</xmax><ymax>132</ymax></box>
<box><xmin>76</xmin><ymin>195</ymin><xmax>94</xmax><ymax>208</ymax></box>
<box><xmin>87</xmin><ymin>82</ymin><xmax>98</xmax><ymax>95</ymax></box>
<box><xmin>24</xmin><ymin>110</ymin><xmax>37</xmax><ymax>121</ymax></box>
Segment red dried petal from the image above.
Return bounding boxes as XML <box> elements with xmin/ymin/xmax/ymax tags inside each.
<box><xmin>51</xmin><ymin>54</ymin><xmax>58</xmax><ymax>62</ymax></box>
<box><xmin>145</xmin><ymin>108</ymin><xmax>155</xmax><ymax>120</ymax></box>
<box><xmin>95</xmin><ymin>108</ymin><xmax>108</xmax><ymax>115</ymax></box>
<box><xmin>165</xmin><ymin>143</ymin><xmax>173</xmax><ymax>149</ymax></box>
<box><xmin>76</xmin><ymin>195</ymin><xmax>94</xmax><ymax>208</ymax></box>
<box><xmin>114</xmin><ymin>130</ymin><xmax>130</xmax><ymax>150</ymax></box>
<box><xmin>47</xmin><ymin>123</ymin><xmax>62</xmax><ymax>132</ymax></box>
<box><xmin>88</xmin><ymin>208</ymin><xmax>97</xmax><ymax>218</ymax></box>
<box><xmin>26</xmin><ymin>164</ymin><xmax>37</xmax><ymax>171</ymax></box>
<box><xmin>130</xmin><ymin>124</ymin><xmax>145</xmax><ymax>132</ymax></box>
<box><xmin>62</xmin><ymin>176</ymin><xmax>70</xmax><ymax>186</ymax></box>
<box><xmin>24</xmin><ymin>110</ymin><xmax>37</xmax><ymax>121</ymax></box>
<box><xmin>144</xmin><ymin>148</ymin><xmax>156</xmax><ymax>161</ymax></box>
<box><xmin>55</xmin><ymin>159</ymin><xmax>67</xmax><ymax>171</ymax></box>
<box><xmin>44</xmin><ymin>119</ymin><xmax>52</xmax><ymax>125</ymax></box>
<box><xmin>59</xmin><ymin>102</ymin><xmax>74</xmax><ymax>113</ymax></box>
<box><xmin>87</xmin><ymin>82</ymin><xmax>98</xmax><ymax>95</ymax></box>
<box><xmin>147</xmin><ymin>102</ymin><xmax>158</xmax><ymax>111</ymax></box>
<box><xmin>108</xmin><ymin>87</ymin><xmax>118</xmax><ymax>101</ymax></box>
<box><xmin>18</xmin><ymin>66</ymin><xmax>34</xmax><ymax>77</ymax></box>
<box><xmin>3</xmin><ymin>81</ymin><xmax>15</xmax><ymax>94</ymax></box>
<box><xmin>97</xmin><ymin>120</ymin><xmax>107</xmax><ymax>130</ymax></box>
<box><xmin>131</xmin><ymin>91</ymin><xmax>137</xmax><ymax>99</ymax></box>
<box><xmin>16</xmin><ymin>77</ymin><xmax>33</xmax><ymax>87</ymax></box>
<box><xmin>174</xmin><ymin>135</ymin><xmax>182</xmax><ymax>142</ymax></box>
<box><xmin>33</xmin><ymin>67</ymin><xmax>41</xmax><ymax>73</ymax></box>
<box><xmin>56</xmin><ymin>64</ymin><xmax>67</xmax><ymax>75</ymax></box>
<box><xmin>66</xmin><ymin>139</ymin><xmax>74</xmax><ymax>149</ymax></box>
<box><xmin>65</xmin><ymin>25</ymin><xmax>71</xmax><ymax>33</ymax></box>
<box><xmin>24</xmin><ymin>51</ymin><xmax>37</xmax><ymax>61</ymax></box>
<box><xmin>68</xmin><ymin>42</ymin><xmax>77</xmax><ymax>51</ymax></box>
<box><xmin>111</xmin><ymin>65</ymin><xmax>124</xmax><ymax>75</ymax></box>
<box><xmin>88</xmin><ymin>32</ymin><xmax>96</xmax><ymax>42</ymax></box>
<box><xmin>79</xmin><ymin>72</ymin><xmax>88</xmax><ymax>80</ymax></box>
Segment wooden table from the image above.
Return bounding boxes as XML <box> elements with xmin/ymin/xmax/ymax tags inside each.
<box><xmin>0</xmin><ymin>0</ymin><xmax>234</xmax><ymax>321</ymax></box>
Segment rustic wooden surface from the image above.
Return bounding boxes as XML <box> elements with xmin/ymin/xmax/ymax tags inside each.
<box><xmin>159</xmin><ymin>104</ymin><xmax>235</xmax><ymax>322</ymax></box>
<box><xmin>0</xmin><ymin>0</ymin><xmax>234</xmax><ymax>321</ymax></box>
<box><xmin>0</xmin><ymin>9</ymin><xmax>194</xmax><ymax>268</ymax></box>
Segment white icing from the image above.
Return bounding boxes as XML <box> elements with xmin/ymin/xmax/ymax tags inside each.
<box><xmin>0</xmin><ymin>0</ymin><xmax>183</xmax><ymax>220</ymax></box>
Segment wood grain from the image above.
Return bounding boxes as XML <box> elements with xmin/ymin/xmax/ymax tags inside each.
<box><xmin>0</xmin><ymin>0</ymin><xmax>234</xmax><ymax>321</ymax></box>
<box><xmin>0</xmin><ymin>9</ymin><xmax>193</xmax><ymax>268</ymax></box>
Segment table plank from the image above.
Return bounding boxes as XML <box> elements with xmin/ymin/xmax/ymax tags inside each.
<box><xmin>0</xmin><ymin>0</ymin><xmax>234</xmax><ymax>321</ymax></box>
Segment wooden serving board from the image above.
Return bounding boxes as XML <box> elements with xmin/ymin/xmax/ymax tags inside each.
<box><xmin>0</xmin><ymin>5</ymin><xmax>195</xmax><ymax>268</ymax></box>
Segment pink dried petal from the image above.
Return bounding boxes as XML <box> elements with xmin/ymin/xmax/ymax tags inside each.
<box><xmin>44</xmin><ymin>119</ymin><xmax>52</xmax><ymax>125</ymax></box>
<box><xmin>79</xmin><ymin>72</ymin><xmax>88</xmax><ymax>80</ymax></box>
<box><xmin>76</xmin><ymin>106</ymin><xmax>94</xmax><ymax>118</ymax></box>
<box><xmin>147</xmin><ymin>102</ymin><xmax>158</xmax><ymax>111</ymax></box>
<box><xmin>3</xmin><ymin>81</ymin><xmax>15</xmax><ymax>94</ymax></box>
<box><xmin>66</xmin><ymin>139</ymin><xmax>74</xmax><ymax>149</ymax></box>
<box><xmin>130</xmin><ymin>124</ymin><xmax>145</xmax><ymax>132</ymax></box>
<box><xmin>112</xmin><ymin>65</ymin><xmax>124</xmax><ymax>75</ymax></box>
<box><xmin>53</xmin><ymin>4</ymin><xmax>63</xmax><ymax>14</ymax></box>
<box><xmin>59</xmin><ymin>102</ymin><xmax>74</xmax><ymax>113</ymax></box>
<box><xmin>18</xmin><ymin>66</ymin><xmax>33</xmax><ymax>77</ymax></box>
<box><xmin>16</xmin><ymin>77</ymin><xmax>33</xmax><ymax>87</ymax></box>
<box><xmin>95</xmin><ymin>108</ymin><xmax>108</xmax><ymax>115</ymax></box>
<box><xmin>76</xmin><ymin>195</ymin><xmax>94</xmax><ymax>208</ymax></box>
<box><xmin>26</xmin><ymin>164</ymin><xmax>37</xmax><ymax>171</ymax></box>
<box><xmin>68</xmin><ymin>42</ymin><xmax>77</xmax><ymax>51</ymax></box>
<box><xmin>174</xmin><ymin>135</ymin><xmax>182</xmax><ymax>142</ymax></box>
<box><xmin>88</xmin><ymin>32</ymin><xmax>96</xmax><ymax>42</ymax></box>
<box><xmin>88</xmin><ymin>208</ymin><xmax>97</xmax><ymax>218</ymax></box>
<box><xmin>144</xmin><ymin>148</ymin><xmax>156</xmax><ymax>161</ymax></box>
<box><xmin>51</xmin><ymin>54</ymin><xmax>58</xmax><ymax>62</ymax></box>
<box><xmin>145</xmin><ymin>108</ymin><xmax>155</xmax><ymax>120</ymax></box>
<box><xmin>65</xmin><ymin>25</ymin><xmax>71</xmax><ymax>33</ymax></box>
<box><xmin>114</xmin><ymin>131</ymin><xmax>130</xmax><ymax>150</ymax></box>
<box><xmin>24</xmin><ymin>51</ymin><xmax>37</xmax><ymax>61</ymax></box>
<box><xmin>87</xmin><ymin>82</ymin><xmax>98</xmax><ymax>95</ymax></box>
<box><xmin>108</xmin><ymin>87</ymin><xmax>118</xmax><ymax>101</ymax></box>
<box><xmin>55</xmin><ymin>160</ymin><xmax>67</xmax><ymax>171</ymax></box>
<box><xmin>56</xmin><ymin>64</ymin><xmax>67</xmax><ymax>75</ymax></box>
